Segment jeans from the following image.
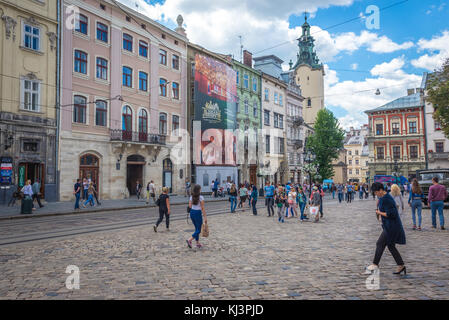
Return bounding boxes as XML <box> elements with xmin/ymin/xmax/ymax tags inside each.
<box><xmin>75</xmin><ymin>193</ymin><xmax>80</xmax><ymax>209</ymax></box>
<box><xmin>411</xmin><ymin>199</ymin><xmax>422</xmax><ymax>227</ymax></box>
<box><xmin>83</xmin><ymin>194</ymin><xmax>94</xmax><ymax>206</ymax></box>
<box><xmin>430</xmin><ymin>201</ymin><xmax>445</xmax><ymax>227</ymax></box>
<box><xmin>338</xmin><ymin>192</ymin><xmax>343</xmax><ymax>203</ymax></box>
<box><xmin>156</xmin><ymin>209</ymin><xmax>169</xmax><ymax>228</ymax></box>
<box><xmin>230</xmin><ymin>196</ymin><xmax>237</xmax><ymax>212</ymax></box>
<box><xmin>266</xmin><ymin>197</ymin><xmax>274</xmax><ymax>216</ymax></box>
<box><xmin>299</xmin><ymin>202</ymin><xmax>306</xmax><ymax>220</ymax></box>
<box><xmin>373</xmin><ymin>231</ymin><xmax>404</xmax><ymax>266</ymax></box>
<box><xmin>359</xmin><ymin>191</ymin><xmax>363</xmax><ymax>199</ymax></box>
<box><xmin>190</xmin><ymin>209</ymin><xmax>203</xmax><ymax>241</ymax></box>
<box><xmin>332</xmin><ymin>191</ymin><xmax>335</xmax><ymax>199</ymax></box>
<box><xmin>252</xmin><ymin>199</ymin><xmax>257</xmax><ymax>215</ymax></box>
<box><xmin>347</xmin><ymin>192</ymin><xmax>352</xmax><ymax>203</ymax></box>
<box><xmin>33</xmin><ymin>194</ymin><xmax>43</xmax><ymax>207</ymax></box>
<box><xmin>83</xmin><ymin>189</ymin><xmax>88</xmax><ymax>200</ymax></box>
<box><xmin>286</xmin><ymin>203</ymin><xmax>296</xmax><ymax>217</ymax></box>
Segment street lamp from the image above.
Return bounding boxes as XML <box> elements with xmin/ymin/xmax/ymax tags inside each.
<box><xmin>303</xmin><ymin>149</ymin><xmax>316</xmax><ymax>195</ymax></box>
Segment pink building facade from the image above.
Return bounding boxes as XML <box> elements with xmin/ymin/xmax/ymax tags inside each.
<box><xmin>59</xmin><ymin>0</ymin><xmax>188</xmax><ymax>200</ymax></box>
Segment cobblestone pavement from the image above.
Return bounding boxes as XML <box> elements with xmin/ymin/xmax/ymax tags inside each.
<box><xmin>0</xmin><ymin>196</ymin><xmax>448</xmax><ymax>300</ymax></box>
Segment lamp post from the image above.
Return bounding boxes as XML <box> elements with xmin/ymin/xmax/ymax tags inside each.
<box><xmin>303</xmin><ymin>149</ymin><xmax>316</xmax><ymax>196</ymax></box>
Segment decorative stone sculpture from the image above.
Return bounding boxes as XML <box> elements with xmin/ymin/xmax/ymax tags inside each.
<box><xmin>176</xmin><ymin>15</ymin><xmax>183</xmax><ymax>28</ymax></box>
<box><xmin>47</xmin><ymin>32</ymin><xmax>57</xmax><ymax>51</ymax></box>
<box><xmin>2</xmin><ymin>15</ymin><xmax>17</xmax><ymax>41</ymax></box>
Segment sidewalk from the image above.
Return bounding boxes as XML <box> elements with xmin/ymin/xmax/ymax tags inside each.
<box><xmin>0</xmin><ymin>194</ymin><xmax>229</xmax><ymax>221</ymax></box>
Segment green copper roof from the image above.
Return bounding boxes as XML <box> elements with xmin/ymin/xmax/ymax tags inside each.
<box><xmin>365</xmin><ymin>92</ymin><xmax>423</xmax><ymax>113</ymax></box>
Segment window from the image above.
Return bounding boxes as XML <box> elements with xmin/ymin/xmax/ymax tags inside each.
<box><xmin>264</xmin><ymin>88</ymin><xmax>269</xmax><ymax>101</ymax></box>
<box><xmin>410</xmin><ymin>145</ymin><xmax>418</xmax><ymax>159</ymax></box>
<box><xmin>435</xmin><ymin>120</ymin><xmax>441</xmax><ymax>130</ymax></box>
<box><xmin>172</xmin><ymin>54</ymin><xmax>179</xmax><ymax>70</ymax></box>
<box><xmin>138</xmin><ymin>72</ymin><xmax>148</xmax><ymax>91</ymax></box>
<box><xmin>243</xmin><ymin>74</ymin><xmax>249</xmax><ymax>89</ymax></box>
<box><xmin>348</xmin><ymin>150</ymin><xmax>352</xmax><ymax>155</ymax></box>
<box><xmin>139</xmin><ymin>40</ymin><xmax>148</xmax><ymax>57</ymax></box>
<box><xmin>159</xmin><ymin>49</ymin><xmax>167</xmax><ymax>65</ymax></box>
<box><xmin>376</xmin><ymin>123</ymin><xmax>383</xmax><ymax>135</ymax></box>
<box><xmin>23</xmin><ymin>142</ymin><xmax>38</xmax><ymax>152</ymax></box>
<box><xmin>274</xmin><ymin>92</ymin><xmax>278</xmax><ymax>104</ymax></box>
<box><xmin>349</xmin><ymin>169</ymin><xmax>353</xmax><ymax>175</ymax></box>
<box><xmin>307</xmin><ymin>98</ymin><xmax>311</xmax><ymax>107</ymax></box>
<box><xmin>123</xmin><ymin>33</ymin><xmax>133</xmax><ymax>51</ymax></box>
<box><xmin>392</xmin><ymin>122</ymin><xmax>400</xmax><ymax>134</ymax></box>
<box><xmin>172</xmin><ymin>115</ymin><xmax>179</xmax><ymax>133</ymax></box>
<box><xmin>252</xmin><ymin>78</ymin><xmax>257</xmax><ymax>92</ymax></box>
<box><xmin>236</xmin><ymin>101</ymin><xmax>239</xmax><ymax>113</ymax></box>
<box><xmin>264</xmin><ymin>110</ymin><xmax>270</xmax><ymax>126</ymax></box>
<box><xmin>244</xmin><ymin>100</ymin><xmax>248</xmax><ymax>114</ymax></box>
<box><xmin>356</xmin><ymin>169</ymin><xmax>359</xmax><ymax>175</ymax></box>
<box><xmin>24</xmin><ymin>24</ymin><xmax>40</xmax><ymax>51</ymax></box>
<box><xmin>265</xmin><ymin>135</ymin><xmax>270</xmax><ymax>153</ymax></box>
<box><xmin>96</xmin><ymin>57</ymin><xmax>108</xmax><ymax>80</ymax></box>
<box><xmin>96</xmin><ymin>22</ymin><xmax>108</xmax><ymax>42</ymax></box>
<box><xmin>279</xmin><ymin>137</ymin><xmax>285</xmax><ymax>154</ymax></box>
<box><xmin>274</xmin><ymin>113</ymin><xmax>283</xmax><ymax>129</ymax></box>
<box><xmin>355</xmin><ymin>150</ymin><xmax>359</xmax><ymax>156</ymax></box>
<box><xmin>349</xmin><ymin>160</ymin><xmax>352</xmax><ymax>165</ymax></box>
<box><xmin>159</xmin><ymin>113</ymin><xmax>167</xmax><ymax>135</ymax></box>
<box><xmin>22</xmin><ymin>79</ymin><xmax>40</xmax><ymax>111</ymax></box>
<box><xmin>138</xmin><ymin>109</ymin><xmax>148</xmax><ymax>139</ymax></box>
<box><xmin>122</xmin><ymin>67</ymin><xmax>132</xmax><ymax>87</ymax></box>
<box><xmin>279</xmin><ymin>114</ymin><xmax>283</xmax><ymax>129</ymax></box>
<box><xmin>95</xmin><ymin>100</ymin><xmax>107</xmax><ymax>126</ymax></box>
<box><xmin>279</xmin><ymin>94</ymin><xmax>283</xmax><ymax>106</ymax></box>
<box><xmin>74</xmin><ymin>50</ymin><xmax>88</xmax><ymax>74</ymax></box>
<box><xmin>253</xmin><ymin>102</ymin><xmax>258</xmax><ymax>118</ymax></box>
<box><xmin>355</xmin><ymin>159</ymin><xmax>359</xmax><ymax>165</ymax></box>
<box><xmin>73</xmin><ymin>95</ymin><xmax>86</xmax><ymax>124</ymax></box>
<box><xmin>122</xmin><ymin>106</ymin><xmax>132</xmax><ymax>132</ymax></box>
<box><xmin>409</xmin><ymin>121</ymin><xmax>417</xmax><ymax>134</ymax></box>
<box><xmin>75</xmin><ymin>14</ymin><xmax>88</xmax><ymax>35</ymax></box>
<box><xmin>172</xmin><ymin>82</ymin><xmax>179</xmax><ymax>99</ymax></box>
<box><xmin>376</xmin><ymin>146</ymin><xmax>384</xmax><ymax>160</ymax></box>
<box><xmin>436</xmin><ymin>142</ymin><xmax>444</xmax><ymax>153</ymax></box>
<box><xmin>236</xmin><ymin>71</ymin><xmax>239</xmax><ymax>85</ymax></box>
<box><xmin>393</xmin><ymin>146</ymin><xmax>401</xmax><ymax>160</ymax></box>
<box><xmin>159</xmin><ymin>78</ymin><xmax>167</xmax><ymax>96</ymax></box>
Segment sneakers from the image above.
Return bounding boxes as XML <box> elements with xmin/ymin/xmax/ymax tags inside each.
<box><xmin>442</xmin><ymin>226</ymin><xmax>446</xmax><ymax>230</ymax></box>
<box><xmin>196</xmin><ymin>243</ymin><xmax>203</xmax><ymax>249</ymax></box>
<box><xmin>186</xmin><ymin>239</ymin><xmax>192</xmax><ymax>249</ymax></box>
<box><xmin>364</xmin><ymin>264</ymin><xmax>379</xmax><ymax>275</ymax></box>
<box><xmin>153</xmin><ymin>225</ymin><xmax>157</xmax><ymax>233</ymax></box>
<box><xmin>281</xmin><ymin>219</ymin><xmax>285</xmax><ymax>223</ymax></box>
<box><xmin>412</xmin><ymin>225</ymin><xmax>416</xmax><ymax>230</ymax></box>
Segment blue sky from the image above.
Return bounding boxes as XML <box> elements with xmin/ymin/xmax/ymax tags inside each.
<box><xmin>121</xmin><ymin>0</ymin><xmax>449</xmax><ymax>128</ymax></box>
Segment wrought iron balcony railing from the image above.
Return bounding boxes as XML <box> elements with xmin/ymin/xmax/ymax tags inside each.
<box><xmin>110</xmin><ymin>129</ymin><xmax>166</xmax><ymax>145</ymax></box>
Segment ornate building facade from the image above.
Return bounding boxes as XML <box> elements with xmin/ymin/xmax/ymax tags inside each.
<box><xmin>0</xmin><ymin>0</ymin><xmax>59</xmax><ymax>202</ymax></box>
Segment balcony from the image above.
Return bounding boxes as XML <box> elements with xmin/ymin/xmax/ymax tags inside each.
<box><xmin>110</xmin><ymin>129</ymin><xmax>166</xmax><ymax>145</ymax></box>
<box><xmin>428</xmin><ymin>152</ymin><xmax>449</xmax><ymax>162</ymax></box>
<box><xmin>292</xmin><ymin>116</ymin><xmax>304</xmax><ymax>127</ymax></box>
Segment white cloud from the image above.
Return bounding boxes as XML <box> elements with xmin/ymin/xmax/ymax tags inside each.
<box><xmin>411</xmin><ymin>31</ymin><xmax>449</xmax><ymax>71</ymax></box>
<box><xmin>351</xmin><ymin>63</ymin><xmax>358</xmax><ymax>70</ymax></box>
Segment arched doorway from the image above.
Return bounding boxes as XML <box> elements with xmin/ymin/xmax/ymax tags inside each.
<box><xmin>79</xmin><ymin>154</ymin><xmax>100</xmax><ymax>193</ymax></box>
<box><xmin>127</xmin><ymin>154</ymin><xmax>145</xmax><ymax>195</ymax></box>
<box><xmin>163</xmin><ymin>158</ymin><xmax>173</xmax><ymax>193</ymax></box>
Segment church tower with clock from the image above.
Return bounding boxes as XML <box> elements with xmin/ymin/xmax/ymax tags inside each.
<box><xmin>290</xmin><ymin>15</ymin><xmax>325</xmax><ymax>127</ymax></box>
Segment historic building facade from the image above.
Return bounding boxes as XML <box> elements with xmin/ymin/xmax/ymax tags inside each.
<box><xmin>289</xmin><ymin>15</ymin><xmax>324</xmax><ymax>127</ymax></box>
<box><xmin>331</xmin><ymin>149</ymin><xmax>348</xmax><ymax>184</ymax></box>
<box><xmin>59</xmin><ymin>0</ymin><xmax>188</xmax><ymax>200</ymax></box>
<box><xmin>422</xmin><ymin>72</ymin><xmax>449</xmax><ymax>169</ymax></box>
<box><xmin>233</xmin><ymin>50</ymin><xmax>261</xmax><ymax>186</ymax></box>
<box><xmin>365</xmin><ymin>89</ymin><xmax>426</xmax><ymax>182</ymax></box>
<box><xmin>0</xmin><ymin>0</ymin><xmax>59</xmax><ymax>202</ymax></box>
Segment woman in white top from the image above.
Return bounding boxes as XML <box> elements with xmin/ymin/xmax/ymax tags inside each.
<box><xmin>391</xmin><ymin>184</ymin><xmax>405</xmax><ymax>217</ymax></box>
<box><xmin>21</xmin><ymin>179</ymin><xmax>35</xmax><ymax>210</ymax></box>
<box><xmin>287</xmin><ymin>188</ymin><xmax>298</xmax><ymax>218</ymax></box>
<box><xmin>187</xmin><ymin>184</ymin><xmax>207</xmax><ymax>249</ymax></box>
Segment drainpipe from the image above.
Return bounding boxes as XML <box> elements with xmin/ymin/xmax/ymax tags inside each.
<box><xmin>55</xmin><ymin>0</ymin><xmax>61</xmax><ymax>201</ymax></box>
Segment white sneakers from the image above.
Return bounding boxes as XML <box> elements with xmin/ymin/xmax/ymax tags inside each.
<box><xmin>364</xmin><ymin>264</ymin><xmax>379</xmax><ymax>274</ymax></box>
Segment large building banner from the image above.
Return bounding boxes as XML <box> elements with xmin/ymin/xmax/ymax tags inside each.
<box><xmin>194</xmin><ymin>54</ymin><xmax>237</xmax><ymax>166</ymax></box>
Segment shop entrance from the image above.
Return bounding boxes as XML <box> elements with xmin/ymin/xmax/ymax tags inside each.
<box><xmin>127</xmin><ymin>155</ymin><xmax>145</xmax><ymax>195</ymax></box>
<box><xmin>79</xmin><ymin>154</ymin><xmax>100</xmax><ymax>194</ymax></box>
<box><xmin>249</xmin><ymin>165</ymin><xmax>257</xmax><ymax>186</ymax></box>
<box><xmin>18</xmin><ymin>162</ymin><xmax>45</xmax><ymax>196</ymax></box>
<box><xmin>162</xmin><ymin>158</ymin><xmax>173</xmax><ymax>193</ymax></box>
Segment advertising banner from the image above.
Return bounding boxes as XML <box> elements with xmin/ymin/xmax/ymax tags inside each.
<box><xmin>194</xmin><ymin>54</ymin><xmax>237</xmax><ymax>166</ymax></box>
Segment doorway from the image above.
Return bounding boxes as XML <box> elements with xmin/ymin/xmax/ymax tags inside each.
<box><xmin>163</xmin><ymin>158</ymin><xmax>173</xmax><ymax>193</ymax></box>
<box><xmin>18</xmin><ymin>163</ymin><xmax>45</xmax><ymax>196</ymax></box>
<box><xmin>249</xmin><ymin>165</ymin><xmax>257</xmax><ymax>186</ymax></box>
<box><xmin>127</xmin><ymin>155</ymin><xmax>145</xmax><ymax>195</ymax></box>
<box><xmin>79</xmin><ymin>154</ymin><xmax>100</xmax><ymax>194</ymax></box>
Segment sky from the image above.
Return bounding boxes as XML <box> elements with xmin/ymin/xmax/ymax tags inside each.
<box><xmin>117</xmin><ymin>0</ymin><xmax>449</xmax><ymax>129</ymax></box>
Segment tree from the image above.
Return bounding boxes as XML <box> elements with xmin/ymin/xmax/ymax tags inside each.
<box><xmin>306</xmin><ymin>109</ymin><xmax>345</xmax><ymax>181</ymax></box>
<box><xmin>428</xmin><ymin>58</ymin><xmax>449</xmax><ymax>138</ymax></box>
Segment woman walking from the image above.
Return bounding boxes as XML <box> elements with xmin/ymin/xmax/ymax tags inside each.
<box><xmin>82</xmin><ymin>182</ymin><xmax>95</xmax><ymax>207</ymax></box>
<box><xmin>21</xmin><ymin>180</ymin><xmax>35</xmax><ymax>210</ymax></box>
<box><xmin>187</xmin><ymin>184</ymin><xmax>207</xmax><ymax>249</ymax></box>
<box><xmin>286</xmin><ymin>187</ymin><xmax>298</xmax><ymax>218</ymax></box>
<box><xmin>309</xmin><ymin>186</ymin><xmax>321</xmax><ymax>222</ymax></box>
<box><xmin>408</xmin><ymin>179</ymin><xmax>423</xmax><ymax>230</ymax></box>
<box><xmin>365</xmin><ymin>182</ymin><xmax>406</xmax><ymax>275</ymax></box>
<box><xmin>391</xmin><ymin>184</ymin><xmax>405</xmax><ymax>219</ymax></box>
<box><xmin>251</xmin><ymin>185</ymin><xmax>258</xmax><ymax>215</ymax></box>
<box><xmin>298</xmin><ymin>188</ymin><xmax>307</xmax><ymax>221</ymax></box>
<box><xmin>275</xmin><ymin>186</ymin><xmax>286</xmax><ymax>223</ymax></box>
<box><xmin>229</xmin><ymin>184</ymin><xmax>238</xmax><ymax>213</ymax></box>
<box><xmin>238</xmin><ymin>184</ymin><xmax>247</xmax><ymax>209</ymax></box>
<box><xmin>153</xmin><ymin>187</ymin><xmax>170</xmax><ymax>232</ymax></box>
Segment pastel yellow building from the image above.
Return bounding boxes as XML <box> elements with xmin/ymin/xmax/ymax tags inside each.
<box><xmin>0</xmin><ymin>0</ymin><xmax>59</xmax><ymax>201</ymax></box>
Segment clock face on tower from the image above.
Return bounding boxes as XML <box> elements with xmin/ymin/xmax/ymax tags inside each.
<box><xmin>301</xmin><ymin>51</ymin><xmax>310</xmax><ymax>60</ymax></box>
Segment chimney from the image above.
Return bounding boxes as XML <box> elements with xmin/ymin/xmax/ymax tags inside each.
<box><xmin>407</xmin><ymin>88</ymin><xmax>415</xmax><ymax>96</ymax></box>
<box><xmin>243</xmin><ymin>50</ymin><xmax>253</xmax><ymax>67</ymax></box>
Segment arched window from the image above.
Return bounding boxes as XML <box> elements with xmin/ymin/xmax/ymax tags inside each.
<box><xmin>159</xmin><ymin>113</ymin><xmax>167</xmax><ymax>135</ymax></box>
<box><xmin>73</xmin><ymin>95</ymin><xmax>87</xmax><ymax>123</ymax></box>
<box><xmin>95</xmin><ymin>100</ymin><xmax>107</xmax><ymax>127</ymax></box>
<box><xmin>122</xmin><ymin>106</ymin><xmax>133</xmax><ymax>140</ymax></box>
<box><xmin>138</xmin><ymin>109</ymin><xmax>148</xmax><ymax>142</ymax></box>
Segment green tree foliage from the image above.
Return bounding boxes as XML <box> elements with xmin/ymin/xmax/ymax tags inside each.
<box><xmin>306</xmin><ymin>109</ymin><xmax>345</xmax><ymax>181</ymax></box>
<box><xmin>428</xmin><ymin>58</ymin><xmax>449</xmax><ymax>138</ymax></box>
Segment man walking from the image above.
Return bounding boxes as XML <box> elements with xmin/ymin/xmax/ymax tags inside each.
<box><xmin>337</xmin><ymin>183</ymin><xmax>343</xmax><ymax>203</ymax></box>
<box><xmin>136</xmin><ymin>181</ymin><xmax>142</xmax><ymax>200</ymax></box>
<box><xmin>147</xmin><ymin>180</ymin><xmax>156</xmax><ymax>205</ymax></box>
<box><xmin>264</xmin><ymin>181</ymin><xmax>275</xmax><ymax>217</ymax></box>
<box><xmin>32</xmin><ymin>179</ymin><xmax>44</xmax><ymax>208</ymax></box>
<box><xmin>73</xmin><ymin>179</ymin><xmax>81</xmax><ymax>210</ymax></box>
<box><xmin>185</xmin><ymin>178</ymin><xmax>191</xmax><ymax>197</ymax></box>
<box><xmin>92</xmin><ymin>180</ymin><xmax>101</xmax><ymax>205</ymax></box>
<box><xmin>428</xmin><ymin>176</ymin><xmax>447</xmax><ymax>230</ymax></box>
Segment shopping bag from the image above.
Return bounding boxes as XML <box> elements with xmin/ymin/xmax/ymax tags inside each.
<box><xmin>309</xmin><ymin>206</ymin><xmax>319</xmax><ymax>219</ymax></box>
<box><xmin>201</xmin><ymin>222</ymin><xmax>209</xmax><ymax>238</ymax></box>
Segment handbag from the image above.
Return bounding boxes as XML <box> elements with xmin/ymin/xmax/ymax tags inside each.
<box><xmin>187</xmin><ymin>206</ymin><xmax>191</xmax><ymax>213</ymax></box>
<box><xmin>201</xmin><ymin>222</ymin><xmax>209</xmax><ymax>238</ymax></box>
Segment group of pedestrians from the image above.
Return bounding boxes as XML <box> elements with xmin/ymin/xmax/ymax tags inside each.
<box><xmin>14</xmin><ymin>179</ymin><xmax>45</xmax><ymax>211</ymax></box>
<box><xmin>334</xmin><ymin>182</ymin><xmax>370</xmax><ymax>203</ymax></box>
<box><xmin>73</xmin><ymin>178</ymin><xmax>101</xmax><ymax>210</ymax></box>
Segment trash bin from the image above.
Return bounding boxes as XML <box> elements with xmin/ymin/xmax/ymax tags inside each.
<box><xmin>21</xmin><ymin>197</ymin><xmax>33</xmax><ymax>214</ymax></box>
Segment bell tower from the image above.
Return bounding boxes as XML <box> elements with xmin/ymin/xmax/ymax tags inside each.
<box><xmin>292</xmin><ymin>13</ymin><xmax>324</xmax><ymax>127</ymax></box>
